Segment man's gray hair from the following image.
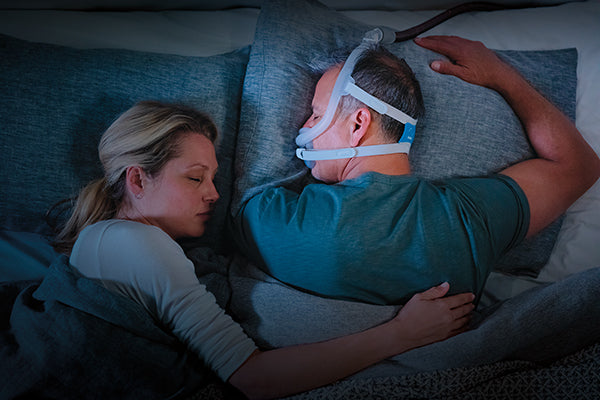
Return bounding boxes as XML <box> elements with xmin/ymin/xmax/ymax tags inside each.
<box><xmin>309</xmin><ymin>44</ymin><xmax>425</xmax><ymax>143</ymax></box>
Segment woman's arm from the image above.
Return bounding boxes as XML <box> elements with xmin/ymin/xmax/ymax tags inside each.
<box><xmin>229</xmin><ymin>282</ymin><xmax>474</xmax><ymax>399</ymax></box>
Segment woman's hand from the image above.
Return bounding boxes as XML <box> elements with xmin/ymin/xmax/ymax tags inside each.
<box><xmin>415</xmin><ymin>35</ymin><xmax>514</xmax><ymax>91</ymax></box>
<box><xmin>390</xmin><ymin>282</ymin><xmax>475</xmax><ymax>350</ymax></box>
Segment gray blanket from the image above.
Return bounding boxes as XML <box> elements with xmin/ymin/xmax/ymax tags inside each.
<box><xmin>189</xmin><ymin>247</ymin><xmax>600</xmax><ymax>398</ymax></box>
<box><xmin>0</xmin><ymin>255</ymin><xmax>238</xmax><ymax>400</ymax></box>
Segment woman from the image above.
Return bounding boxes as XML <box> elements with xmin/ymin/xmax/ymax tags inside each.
<box><xmin>55</xmin><ymin>100</ymin><xmax>474</xmax><ymax>400</ymax></box>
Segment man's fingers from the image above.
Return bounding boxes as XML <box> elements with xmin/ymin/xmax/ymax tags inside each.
<box><xmin>414</xmin><ymin>35</ymin><xmax>461</xmax><ymax>55</ymax></box>
<box><xmin>430</xmin><ymin>60</ymin><xmax>462</xmax><ymax>76</ymax></box>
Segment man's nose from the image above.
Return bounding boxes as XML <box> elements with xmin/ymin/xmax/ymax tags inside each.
<box><xmin>302</xmin><ymin>115</ymin><xmax>317</xmax><ymax>129</ymax></box>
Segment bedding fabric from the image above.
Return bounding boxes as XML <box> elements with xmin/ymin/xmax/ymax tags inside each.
<box><xmin>0</xmin><ymin>33</ymin><xmax>249</xmax><ymax>253</ymax></box>
<box><xmin>233</xmin><ymin>0</ymin><xmax>576</xmax><ymax>278</ymax></box>
<box><xmin>0</xmin><ymin>230</ymin><xmax>58</xmax><ymax>281</ymax></box>
<box><xmin>192</xmin><ymin>249</ymin><xmax>600</xmax><ymax>397</ymax></box>
<box><xmin>287</xmin><ymin>343</ymin><xmax>600</xmax><ymax>399</ymax></box>
<box><xmin>0</xmin><ymin>255</ymin><xmax>240</xmax><ymax>400</ymax></box>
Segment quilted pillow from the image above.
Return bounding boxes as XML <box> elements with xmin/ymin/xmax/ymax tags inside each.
<box><xmin>233</xmin><ymin>0</ymin><xmax>577</xmax><ymax>276</ymax></box>
<box><xmin>0</xmin><ymin>34</ymin><xmax>249</xmax><ymax>253</ymax></box>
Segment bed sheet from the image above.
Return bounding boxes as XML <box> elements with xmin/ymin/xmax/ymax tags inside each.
<box><xmin>0</xmin><ymin>1</ymin><xmax>598</xmax><ymax>304</ymax></box>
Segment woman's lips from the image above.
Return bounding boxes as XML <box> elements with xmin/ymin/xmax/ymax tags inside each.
<box><xmin>197</xmin><ymin>210</ymin><xmax>213</xmax><ymax>218</ymax></box>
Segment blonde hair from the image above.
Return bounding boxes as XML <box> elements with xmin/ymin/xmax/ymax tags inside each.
<box><xmin>52</xmin><ymin>100</ymin><xmax>217</xmax><ymax>254</ymax></box>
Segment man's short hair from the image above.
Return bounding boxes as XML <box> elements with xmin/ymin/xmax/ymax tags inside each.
<box><xmin>310</xmin><ymin>44</ymin><xmax>425</xmax><ymax>143</ymax></box>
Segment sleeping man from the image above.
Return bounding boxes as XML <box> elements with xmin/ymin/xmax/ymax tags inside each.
<box><xmin>233</xmin><ymin>35</ymin><xmax>600</xmax><ymax>305</ymax></box>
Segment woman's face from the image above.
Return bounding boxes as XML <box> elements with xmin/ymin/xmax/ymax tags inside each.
<box><xmin>138</xmin><ymin>133</ymin><xmax>220</xmax><ymax>239</ymax></box>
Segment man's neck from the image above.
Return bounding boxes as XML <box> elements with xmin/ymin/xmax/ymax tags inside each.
<box><xmin>341</xmin><ymin>153</ymin><xmax>411</xmax><ymax>181</ymax></box>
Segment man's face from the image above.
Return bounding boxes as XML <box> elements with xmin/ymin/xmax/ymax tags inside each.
<box><xmin>301</xmin><ymin>65</ymin><xmax>352</xmax><ymax>183</ymax></box>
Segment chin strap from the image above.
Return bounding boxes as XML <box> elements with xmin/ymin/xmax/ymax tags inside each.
<box><xmin>297</xmin><ymin>142</ymin><xmax>412</xmax><ymax>161</ymax></box>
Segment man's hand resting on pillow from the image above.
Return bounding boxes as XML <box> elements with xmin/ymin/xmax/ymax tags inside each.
<box><xmin>414</xmin><ymin>35</ymin><xmax>515</xmax><ymax>91</ymax></box>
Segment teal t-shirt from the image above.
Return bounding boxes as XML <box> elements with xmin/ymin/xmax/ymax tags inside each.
<box><xmin>234</xmin><ymin>172</ymin><xmax>529</xmax><ymax>305</ymax></box>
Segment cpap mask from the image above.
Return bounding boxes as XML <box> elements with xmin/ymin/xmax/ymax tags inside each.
<box><xmin>295</xmin><ymin>28</ymin><xmax>418</xmax><ymax>168</ymax></box>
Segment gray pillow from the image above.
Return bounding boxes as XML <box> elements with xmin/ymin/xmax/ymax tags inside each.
<box><xmin>234</xmin><ymin>0</ymin><xmax>577</xmax><ymax>276</ymax></box>
<box><xmin>0</xmin><ymin>34</ymin><xmax>249</xmax><ymax>253</ymax></box>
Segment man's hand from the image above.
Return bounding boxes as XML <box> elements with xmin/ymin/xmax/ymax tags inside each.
<box><xmin>414</xmin><ymin>35</ymin><xmax>513</xmax><ymax>90</ymax></box>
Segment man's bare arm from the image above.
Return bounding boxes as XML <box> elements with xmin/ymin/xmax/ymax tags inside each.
<box><xmin>416</xmin><ymin>35</ymin><xmax>600</xmax><ymax>237</ymax></box>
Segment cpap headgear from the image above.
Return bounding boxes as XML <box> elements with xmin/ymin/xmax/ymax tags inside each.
<box><xmin>296</xmin><ymin>28</ymin><xmax>418</xmax><ymax>168</ymax></box>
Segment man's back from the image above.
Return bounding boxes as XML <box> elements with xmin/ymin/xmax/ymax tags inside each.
<box><xmin>234</xmin><ymin>172</ymin><xmax>529</xmax><ymax>304</ymax></box>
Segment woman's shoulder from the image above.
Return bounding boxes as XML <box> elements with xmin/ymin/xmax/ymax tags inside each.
<box><xmin>83</xmin><ymin>219</ymin><xmax>184</xmax><ymax>258</ymax></box>
<box><xmin>85</xmin><ymin>219</ymin><xmax>167</xmax><ymax>238</ymax></box>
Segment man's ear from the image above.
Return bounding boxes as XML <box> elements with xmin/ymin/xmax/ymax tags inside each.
<box><xmin>125</xmin><ymin>166</ymin><xmax>146</xmax><ymax>199</ymax></box>
<box><xmin>349</xmin><ymin>107</ymin><xmax>372</xmax><ymax>147</ymax></box>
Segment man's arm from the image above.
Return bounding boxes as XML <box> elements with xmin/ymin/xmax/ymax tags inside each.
<box><xmin>416</xmin><ymin>36</ymin><xmax>600</xmax><ymax>237</ymax></box>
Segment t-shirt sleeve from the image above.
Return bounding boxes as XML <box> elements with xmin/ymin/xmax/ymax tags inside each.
<box><xmin>233</xmin><ymin>186</ymin><xmax>304</xmax><ymax>267</ymax></box>
<box><xmin>444</xmin><ymin>174</ymin><xmax>530</xmax><ymax>256</ymax></box>
<box><xmin>95</xmin><ymin>222</ymin><xmax>257</xmax><ymax>381</ymax></box>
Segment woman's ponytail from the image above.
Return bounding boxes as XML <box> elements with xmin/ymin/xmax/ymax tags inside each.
<box><xmin>52</xmin><ymin>177</ymin><xmax>118</xmax><ymax>254</ymax></box>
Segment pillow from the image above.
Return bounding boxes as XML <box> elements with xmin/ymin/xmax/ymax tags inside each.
<box><xmin>0</xmin><ymin>34</ymin><xmax>249</xmax><ymax>253</ymax></box>
<box><xmin>234</xmin><ymin>0</ymin><xmax>577</xmax><ymax>276</ymax></box>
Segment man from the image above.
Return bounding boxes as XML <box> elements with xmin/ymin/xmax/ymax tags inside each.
<box><xmin>233</xmin><ymin>35</ymin><xmax>600</xmax><ymax>305</ymax></box>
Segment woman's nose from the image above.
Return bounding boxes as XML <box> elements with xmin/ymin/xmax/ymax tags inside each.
<box><xmin>205</xmin><ymin>181</ymin><xmax>220</xmax><ymax>203</ymax></box>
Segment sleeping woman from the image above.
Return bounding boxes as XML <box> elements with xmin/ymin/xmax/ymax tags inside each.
<box><xmin>53</xmin><ymin>100</ymin><xmax>475</xmax><ymax>399</ymax></box>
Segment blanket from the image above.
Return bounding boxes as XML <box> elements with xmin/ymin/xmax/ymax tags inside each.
<box><xmin>288</xmin><ymin>342</ymin><xmax>600</xmax><ymax>399</ymax></box>
<box><xmin>2</xmin><ymin>251</ymin><xmax>599</xmax><ymax>400</ymax></box>
<box><xmin>188</xmin><ymin>247</ymin><xmax>600</xmax><ymax>398</ymax></box>
<box><xmin>0</xmin><ymin>255</ymin><xmax>238</xmax><ymax>400</ymax></box>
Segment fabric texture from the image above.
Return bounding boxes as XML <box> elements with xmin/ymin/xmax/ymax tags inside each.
<box><xmin>0</xmin><ymin>230</ymin><xmax>58</xmax><ymax>281</ymax></box>
<box><xmin>70</xmin><ymin>219</ymin><xmax>257</xmax><ymax>381</ymax></box>
<box><xmin>0</xmin><ymin>33</ymin><xmax>249</xmax><ymax>253</ymax></box>
<box><xmin>287</xmin><ymin>343</ymin><xmax>600</xmax><ymax>400</ymax></box>
<box><xmin>235</xmin><ymin>173</ymin><xmax>529</xmax><ymax>304</ymax></box>
<box><xmin>233</xmin><ymin>0</ymin><xmax>577</xmax><ymax>277</ymax></box>
<box><xmin>0</xmin><ymin>255</ymin><xmax>236</xmax><ymax>400</ymax></box>
<box><xmin>196</xmin><ymin>250</ymin><xmax>600</xmax><ymax>382</ymax></box>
